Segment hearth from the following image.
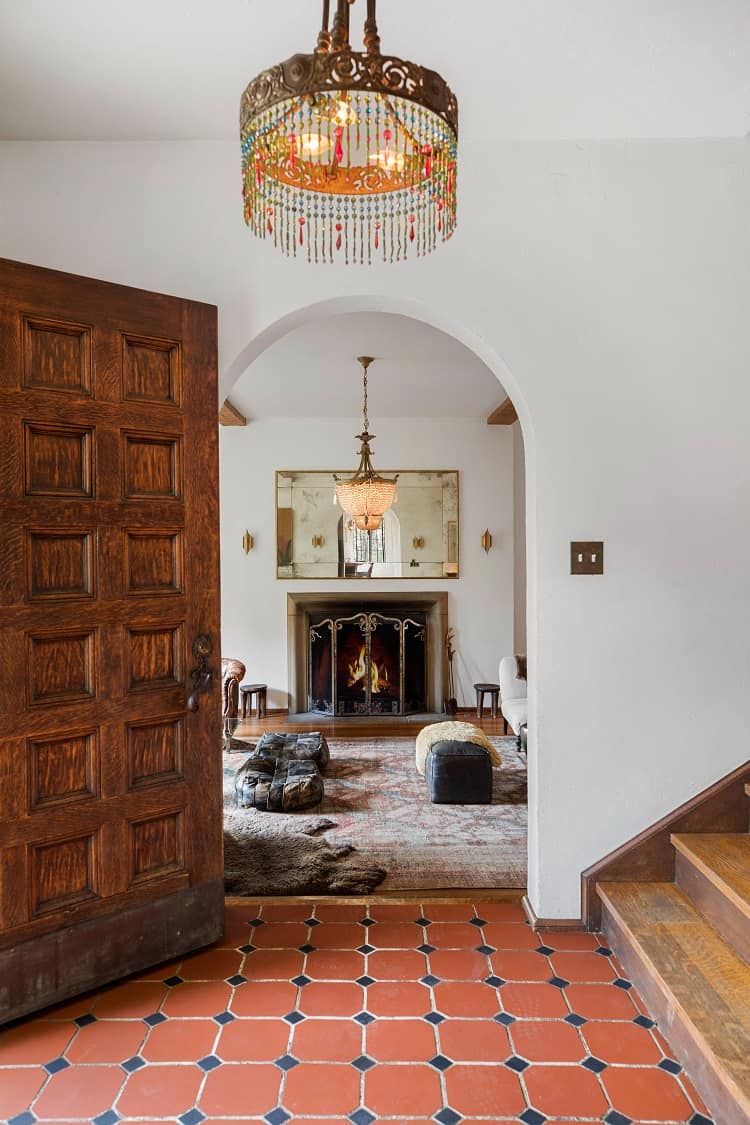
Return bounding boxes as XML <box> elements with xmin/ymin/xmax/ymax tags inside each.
<box><xmin>286</xmin><ymin>592</ymin><xmax>448</xmax><ymax>717</ymax></box>
<box><xmin>310</xmin><ymin>609</ymin><xmax>426</xmax><ymax>715</ymax></box>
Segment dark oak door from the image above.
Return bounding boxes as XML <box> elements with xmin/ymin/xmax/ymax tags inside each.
<box><xmin>0</xmin><ymin>258</ymin><xmax>223</xmax><ymax>1022</ymax></box>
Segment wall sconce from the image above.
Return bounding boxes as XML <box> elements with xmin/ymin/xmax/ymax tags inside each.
<box><xmin>412</xmin><ymin>536</ymin><xmax>425</xmax><ymax>550</ymax></box>
<box><xmin>242</xmin><ymin>531</ymin><xmax>254</xmax><ymax>554</ymax></box>
<box><xmin>311</xmin><ymin>534</ymin><xmax>325</xmax><ymax>548</ymax></box>
<box><xmin>481</xmin><ymin>529</ymin><xmax>493</xmax><ymax>553</ymax></box>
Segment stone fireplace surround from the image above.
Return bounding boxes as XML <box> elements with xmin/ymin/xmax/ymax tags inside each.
<box><xmin>286</xmin><ymin>592</ymin><xmax>449</xmax><ymax>716</ymax></box>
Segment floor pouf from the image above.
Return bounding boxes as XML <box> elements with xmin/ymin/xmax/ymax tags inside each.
<box><xmin>426</xmin><ymin>740</ymin><xmax>492</xmax><ymax>804</ymax></box>
<box><xmin>252</xmin><ymin>731</ymin><xmax>330</xmax><ymax>771</ymax></box>
<box><xmin>234</xmin><ymin>754</ymin><xmax>324</xmax><ymax>812</ymax></box>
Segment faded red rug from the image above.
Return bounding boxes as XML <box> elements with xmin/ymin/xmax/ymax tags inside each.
<box><xmin>224</xmin><ymin>735</ymin><xmax>526</xmax><ymax>890</ymax></box>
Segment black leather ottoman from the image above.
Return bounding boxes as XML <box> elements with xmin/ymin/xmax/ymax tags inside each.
<box><xmin>426</xmin><ymin>740</ymin><xmax>492</xmax><ymax>804</ymax></box>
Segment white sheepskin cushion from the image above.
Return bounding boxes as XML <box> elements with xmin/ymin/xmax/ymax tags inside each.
<box><xmin>415</xmin><ymin>721</ymin><xmax>502</xmax><ymax>777</ymax></box>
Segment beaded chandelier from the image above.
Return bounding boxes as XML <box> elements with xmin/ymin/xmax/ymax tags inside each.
<box><xmin>334</xmin><ymin>357</ymin><xmax>398</xmax><ymax>531</ymax></box>
<box><xmin>240</xmin><ymin>0</ymin><xmax>458</xmax><ymax>263</ymax></box>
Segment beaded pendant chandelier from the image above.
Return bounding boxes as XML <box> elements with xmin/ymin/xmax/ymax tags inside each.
<box><xmin>334</xmin><ymin>357</ymin><xmax>398</xmax><ymax>531</ymax></box>
<box><xmin>240</xmin><ymin>0</ymin><xmax>458</xmax><ymax>263</ymax></box>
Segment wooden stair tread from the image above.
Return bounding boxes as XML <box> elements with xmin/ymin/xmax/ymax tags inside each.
<box><xmin>598</xmin><ymin>881</ymin><xmax>750</xmax><ymax>1108</ymax></box>
<box><xmin>672</xmin><ymin>833</ymin><xmax>750</xmax><ymax>919</ymax></box>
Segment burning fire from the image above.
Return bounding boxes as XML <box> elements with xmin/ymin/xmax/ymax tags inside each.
<box><xmin>347</xmin><ymin>645</ymin><xmax>389</xmax><ymax>693</ymax></box>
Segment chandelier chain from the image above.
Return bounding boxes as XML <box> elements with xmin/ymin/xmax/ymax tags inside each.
<box><xmin>362</xmin><ymin>362</ymin><xmax>369</xmax><ymax>433</ymax></box>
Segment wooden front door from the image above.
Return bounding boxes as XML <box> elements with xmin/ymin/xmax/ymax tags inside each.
<box><xmin>0</xmin><ymin>258</ymin><xmax>223</xmax><ymax>1022</ymax></box>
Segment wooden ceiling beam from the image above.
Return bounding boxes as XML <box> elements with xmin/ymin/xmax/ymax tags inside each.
<box><xmin>219</xmin><ymin>399</ymin><xmax>247</xmax><ymax>427</ymax></box>
<box><xmin>487</xmin><ymin>397</ymin><xmax>518</xmax><ymax>425</ymax></box>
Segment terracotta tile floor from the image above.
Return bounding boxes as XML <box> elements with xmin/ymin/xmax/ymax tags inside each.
<box><xmin>0</xmin><ymin>901</ymin><xmax>715</xmax><ymax>1125</ymax></box>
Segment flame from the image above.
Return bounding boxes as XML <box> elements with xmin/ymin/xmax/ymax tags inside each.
<box><xmin>347</xmin><ymin>645</ymin><xmax>390</xmax><ymax>693</ymax></box>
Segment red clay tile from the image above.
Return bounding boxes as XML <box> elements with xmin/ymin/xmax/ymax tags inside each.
<box><xmin>283</xmin><ymin>1061</ymin><xmax>360</xmax><ymax>1114</ymax></box>
<box><xmin>242</xmin><ymin>948</ymin><xmax>305</xmax><ymax>980</ymax></box>
<box><xmin>536</xmin><ymin>929</ymin><xmax>601</xmax><ymax>951</ymax></box>
<box><xmin>482</xmin><ymin>921</ymin><xmax>538</xmax><ymax>950</ymax></box>
<box><xmin>444</xmin><ymin>1063</ymin><xmax>526</xmax><ymax>1116</ymax></box>
<box><xmin>421</xmin><ymin>904</ymin><xmax>477</xmax><ymax>922</ymax></box>
<box><xmin>200</xmin><ymin>1062</ymin><xmax>282</xmax><ymax>1116</ymax></box>
<box><xmin>291</xmin><ymin>1017</ymin><xmax>362</xmax><ymax>1061</ymax></box>
<box><xmin>425</xmin><ymin>922</ymin><xmax>482</xmax><ymax>947</ymax></box>
<box><xmin>221</xmin><ymin>915</ymin><xmax>255</xmax><ymax>948</ymax></box>
<box><xmin>308</xmin><ymin>923</ymin><xmax>367</xmax><ymax>949</ymax></box>
<box><xmin>66</xmin><ymin>1019</ymin><xmax>147</xmax><ymax>1063</ymax></box>
<box><xmin>180</xmin><ymin>948</ymin><xmax>243</xmax><ymax>980</ymax></box>
<box><xmin>217</xmin><ymin>1016</ymin><xmax>290</xmax><ymax>1062</ymax></box>
<box><xmin>230</xmin><ymin>980</ymin><xmax>298</xmax><ymax>1017</ymax></box>
<box><xmin>93</xmin><ymin>981</ymin><xmax>167</xmax><ymax>1019</ymax></box>
<box><xmin>603</xmin><ymin>1066</ymin><xmax>694</xmax><ymax>1120</ymax></box>
<box><xmin>474</xmin><ymin>902</ymin><xmax>526</xmax><ymax>922</ymax></box>
<box><xmin>438</xmin><ymin>1018</ymin><xmax>511</xmax><ymax>1061</ymax></box>
<box><xmin>550</xmin><ymin>950</ymin><xmax>617</xmax><ymax>981</ymax></box>
<box><xmin>117</xmin><ymin>1063</ymin><xmax>203</xmax><ymax>1117</ymax></box>
<box><xmin>250</xmin><ymin>922</ymin><xmax>308</xmax><ymax>948</ymax></box>
<box><xmin>366</xmin><ymin>922</ymin><xmax>423</xmax><ymax>948</ymax></box>
<box><xmin>34</xmin><ymin>1064</ymin><xmax>125</xmax><ymax>1119</ymax></box>
<box><xmin>510</xmin><ymin>1018</ymin><xmax>585</xmax><ymax>1062</ymax></box>
<box><xmin>367</xmin><ymin>981</ymin><xmax>431</xmax><ymax>1016</ymax></box>
<box><xmin>299</xmin><ymin>981</ymin><xmax>364</xmax><ymax>1017</ymax></box>
<box><xmin>134</xmin><ymin>959</ymin><xmax>182</xmax><ymax>981</ymax></box>
<box><xmin>432</xmin><ymin>981</ymin><xmax>500</xmax><ymax>1018</ymax></box>
<box><xmin>0</xmin><ymin>1066</ymin><xmax>46</xmax><ymax>1118</ymax></box>
<box><xmin>429</xmin><ymin>948</ymin><xmax>490</xmax><ymax>980</ymax></box>
<box><xmin>0</xmin><ymin>1019</ymin><xmax>75</xmax><ymax>1064</ymax></box>
<box><xmin>499</xmin><ymin>981</ymin><xmax>569</xmax><ymax>1018</ymax></box>
<box><xmin>365</xmin><ymin>1062</ymin><xmax>442</xmax><ymax>1116</ymax></box>
<box><xmin>565</xmin><ymin>982</ymin><xmax>638</xmax><ymax>1020</ymax></box>
<box><xmin>161</xmin><ymin>980</ymin><xmax>232</xmax><ymax>1018</ymax></box>
<box><xmin>524</xmin><ymin>1064</ymin><xmax>609</xmax><ymax>1117</ymax></box>
<box><xmin>583</xmin><ymin>1019</ymin><xmax>662</xmax><ymax>1064</ymax></box>
<box><xmin>367</xmin><ymin>949</ymin><xmax>428</xmax><ymax>980</ymax></box>
<box><xmin>490</xmin><ymin>950</ymin><xmax>551</xmax><ymax>981</ymax></box>
<box><xmin>38</xmin><ymin>994</ymin><xmax>96</xmax><ymax>1020</ymax></box>
<box><xmin>140</xmin><ymin>1018</ymin><xmax>217</xmax><ymax>1062</ymax></box>
<box><xmin>304</xmin><ymin>949</ymin><xmax>365</xmax><ymax>980</ymax></box>
<box><xmin>679</xmin><ymin>1073</ymin><xmax>712</xmax><ymax>1116</ymax></box>
<box><xmin>313</xmin><ymin>904</ymin><xmax>368</xmax><ymax>923</ymax></box>
<box><xmin>259</xmin><ymin>904</ymin><xmax>317</xmax><ymax>923</ymax></box>
<box><xmin>366</xmin><ymin>1018</ymin><xmax>437</xmax><ymax>1061</ymax></box>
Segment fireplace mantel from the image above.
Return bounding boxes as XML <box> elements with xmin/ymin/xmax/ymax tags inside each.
<box><xmin>286</xmin><ymin>592</ymin><xmax>449</xmax><ymax>716</ymax></box>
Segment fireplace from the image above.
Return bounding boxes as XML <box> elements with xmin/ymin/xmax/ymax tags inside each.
<box><xmin>286</xmin><ymin>592</ymin><xmax>448</xmax><ymax>716</ymax></box>
<box><xmin>310</xmin><ymin>610</ymin><xmax>426</xmax><ymax>715</ymax></box>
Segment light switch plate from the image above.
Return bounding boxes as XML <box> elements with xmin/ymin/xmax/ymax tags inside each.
<box><xmin>571</xmin><ymin>541</ymin><xmax>604</xmax><ymax>575</ymax></box>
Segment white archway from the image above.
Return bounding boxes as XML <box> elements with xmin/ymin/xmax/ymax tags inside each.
<box><xmin>223</xmin><ymin>294</ymin><xmax>541</xmax><ymax>908</ymax></box>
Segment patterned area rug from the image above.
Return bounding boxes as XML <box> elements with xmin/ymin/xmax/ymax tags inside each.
<box><xmin>224</xmin><ymin>735</ymin><xmax>526</xmax><ymax>890</ymax></box>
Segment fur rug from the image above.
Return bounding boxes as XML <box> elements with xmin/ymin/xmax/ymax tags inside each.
<box><xmin>415</xmin><ymin>720</ymin><xmax>501</xmax><ymax>776</ymax></box>
<box><xmin>224</xmin><ymin>804</ymin><xmax>386</xmax><ymax>897</ymax></box>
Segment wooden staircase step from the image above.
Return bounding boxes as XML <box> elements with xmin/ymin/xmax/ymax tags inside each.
<box><xmin>598</xmin><ymin>881</ymin><xmax>750</xmax><ymax>1125</ymax></box>
<box><xmin>672</xmin><ymin>834</ymin><xmax>750</xmax><ymax>962</ymax></box>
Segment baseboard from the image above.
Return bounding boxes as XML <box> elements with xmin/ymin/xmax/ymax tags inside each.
<box><xmin>581</xmin><ymin>758</ymin><xmax>750</xmax><ymax>931</ymax></box>
<box><xmin>522</xmin><ymin>894</ymin><xmax>582</xmax><ymax>931</ymax></box>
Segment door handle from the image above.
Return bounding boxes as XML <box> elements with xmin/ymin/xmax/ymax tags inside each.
<box><xmin>187</xmin><ymin>633</ymin><xmax>214</xmax><ymax>712</ymax></box>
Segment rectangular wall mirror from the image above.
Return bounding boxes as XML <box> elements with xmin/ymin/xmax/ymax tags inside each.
<box><xmin>276</xmin><ymin>470</ymin><xmax>459</xmax><ymax>579</ymax></box>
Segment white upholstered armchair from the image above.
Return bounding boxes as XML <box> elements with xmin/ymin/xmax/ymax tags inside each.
<box><xmin>498</xmin><ymin>656</ymin><xmax>528</xmax><ymax>748</ymax></box>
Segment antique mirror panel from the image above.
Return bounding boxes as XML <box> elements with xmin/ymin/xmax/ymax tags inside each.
<box><xmin>276</xmin><ymin>470</ymin><xmax>459</xmax><ymax>579</ymax></box>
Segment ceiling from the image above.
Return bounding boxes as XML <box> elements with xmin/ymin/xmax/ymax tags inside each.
<box><xmin>0</xmin><ymin>0</ymin><xmax>748</xmax><ymax>142</ymax></box>
<box><xmin>229</xmin><ymin>312</ymin><xmax>505</xmax><ymax>420</ymax></box>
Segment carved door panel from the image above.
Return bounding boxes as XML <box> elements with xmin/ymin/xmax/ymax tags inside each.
<box><xmin>0</xmin><ymin>258</ymin><xmax>222</xmax><ymax>1021</ymax></box>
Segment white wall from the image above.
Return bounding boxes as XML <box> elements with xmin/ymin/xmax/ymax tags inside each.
<box><xmin>2</xmin><ymin>139</ymin><xmax>749</xmax><ymax>918</ymax></box>
<box><xmin>513</xmin><ymin>423</ymin><xmax>527</xmax><ymax>654</ymax></box>
<box><xmin>220</xmin><ymin>417</ymin><xmax>514</xmax><ymax>709</ymax></box>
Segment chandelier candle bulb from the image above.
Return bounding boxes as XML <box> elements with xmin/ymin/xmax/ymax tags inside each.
<box><xmin>240</xmin><ymin>0</ymin><xmax>458</xmax><ymax>264</ymax></box>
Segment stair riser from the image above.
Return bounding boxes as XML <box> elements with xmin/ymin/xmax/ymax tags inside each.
<box><xmin>675</xmin><ymin>850</ymin><xmax>750</xmax><ymax>964</ymax></box>
<box><xmin>601</xmin><ymin>898</ymin><xmax>750</xmax><ymax>1125</ymax></box>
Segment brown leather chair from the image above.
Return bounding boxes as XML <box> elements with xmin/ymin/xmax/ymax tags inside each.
<box><xmin>221</xmin><ymin>658</ymin><xmax>246</xmax><ymax>721</ymax></box>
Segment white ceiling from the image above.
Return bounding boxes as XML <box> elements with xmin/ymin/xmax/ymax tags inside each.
<box><xmin>229</xmin><ymin>312</ymin><xmax>505</xmax><ymax>420</ymax></box>
<box><xmin>1</xmin><ymin>0</ymin><xmax>748</xmax><ymax>142</ymax></box>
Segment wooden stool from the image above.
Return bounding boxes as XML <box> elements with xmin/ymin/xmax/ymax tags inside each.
<box><xmin>474</xmin><ymin>682</ymin><xmax>500</xmax><ymax>720</ymax></box>
<box><xmin>240</xmin><ymin>683</ymin><xmax>267</xmax><ymax>719</ymax></box>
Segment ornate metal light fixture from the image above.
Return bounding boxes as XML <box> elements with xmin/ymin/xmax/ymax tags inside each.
<box><xmin>240</xmin><ymin>0</ymin><xmax>458</xmax><ymax>263</ymax></box>
<box><xmin>335</xmin><ymin>356</ymin><xmax>398</xmax><ymax>531</ymax></box>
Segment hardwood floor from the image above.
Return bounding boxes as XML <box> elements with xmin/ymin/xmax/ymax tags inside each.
<box><xmin>232</xmin><ymin>709</ymin><xmax>514</xmax><ymax>740</ymax></box>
